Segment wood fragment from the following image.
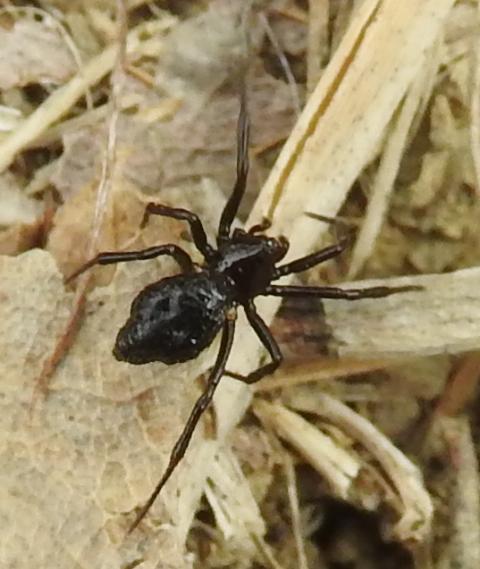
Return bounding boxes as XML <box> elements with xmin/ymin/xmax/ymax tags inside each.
<box><xmin>255</xmin><ymin>400</ymin><xmax>361</xmax><ymax>499</ymax></box>
<box><xmin>289</xmin><ymin>393</ymin><xmax>433</xmax><ymax>543</ymax></box>
<box><xmin>323</xmin><ymin>268</ymin><xmax>480</xmax><ymax>359</ymax></box>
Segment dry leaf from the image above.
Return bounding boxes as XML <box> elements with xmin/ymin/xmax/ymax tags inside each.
<box><xmin>0</xmin><ymin>19</ymin><xmax>76</xmax><ymax>89</ymax></box>
<box><xmin>0</xmin><ymin>249</ymin><xmax>211</xmax><ymax>568</ymax></box>
<box><xmin>50</xmin><ymin>71</ymin><xmax>295</xmax><ymax>205</ymax></box>
<box><xmin>0</xmin><ymin>172</ymin><xmax>41</xmax><ymax>226</ymax></box>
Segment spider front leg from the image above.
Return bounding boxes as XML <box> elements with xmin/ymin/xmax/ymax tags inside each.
<box><xmin>142</xmin><ymin>203</ymin><xmax>214</xmax><ymax>260</ymax></box>
<box><xmin>66</xmin><ymin>244</ymin><xmax>194</xmax><ymax>283</ymax></box>
<box><xmin>273</xmin><ymin>236</ymin><xmax>350</xmax><ymax>278</ymax></box>
<box><xmin>218</xmin><ymin>84</ymin><xmax>250</xmax><ymax>242</ymax></box>
<box><xmin>265</xmin><ymin>283</ymin><xmax>421</xmax><ymax>300</ymax></box>
<box><xmin>269</xmin><ymin>239</ymin><xmax>420</xmax><ymax>298</ymax></box>
<box><xmin>127</xmin><ymin>314</ymin><xmax>237</xmax><ymax>534</ymax></box>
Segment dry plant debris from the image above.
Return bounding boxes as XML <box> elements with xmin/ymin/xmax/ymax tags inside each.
<box><xmin>0</xmin><ymin>13</ymin><xmax>76</xmax><ymax>90</ymax></box>
<box><xmin>0</xmin><ymin>1</ymin><xmax>480</xmax><ymax>569</ymax></box>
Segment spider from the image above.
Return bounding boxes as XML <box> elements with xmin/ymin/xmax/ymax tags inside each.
<box><xmin>68</xmin><ymin>88</ymin><xmax>417</xmax><ymax>532</ymax></box>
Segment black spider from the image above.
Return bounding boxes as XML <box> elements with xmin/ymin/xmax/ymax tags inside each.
<box><xmin>68</xmin><ymin>89</ymin><xmax>416</xmax><ymax>532</ymax></box>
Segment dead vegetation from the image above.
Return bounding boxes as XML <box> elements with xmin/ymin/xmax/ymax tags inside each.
<box><xmin>0</xmin><ymin>1</ymin><xmax>480</xmax><ymax>568</ymax></box>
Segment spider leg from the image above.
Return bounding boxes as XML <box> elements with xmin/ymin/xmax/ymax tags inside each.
<box><xmin>305</xmin><ymin>212</ymin><xmax>355</xmax><ymax>230</ymax></box>
<box><xmin>142</xmin><ymin>203</ymin><xmax>214</xmax><ymax>259</ymax></box>
<box><xmin>305</xmin><ymin>212</ymin><xmax>340</xmax><ymax>225</ymax></box>
<box><xmin>127</xmin><ymin>314</ymin><xmax>237</xmax><ymax>534</ymax></box>
<box><xmin>66</xmin><ymin>244</ymin><xmax>194</xmax><ymax>283</ymax></box>
<box><xmin>265</xmin><ymin>283</ymin><xmax>421</xmax><ymax>300</ymax></box>
<box><xmin>305</xmin><ymin>212</ymin><xmax>359</xmax><ymax>244</ymax></box>
<box><xmin>248</xmin><ymin>217</ymin><xmax>271</xmax><ymax>235</ymax></box>
<box><xmin>218</xmin><ymin>85</ymin><xmax>250</xmax><ymax>242</ymax></box>
<box><xmin>232</xmin><ymin>300</ymin><xmax>282</xmax><ymax>384</ymax></box>
<box><xmin>273</xmin><ymin>236</ymin><xmax>350</xmax><ymax>278</ymax></box>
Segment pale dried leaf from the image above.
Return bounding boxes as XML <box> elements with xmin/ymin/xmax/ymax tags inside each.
<box><xmin>156</xmin><ymin>0</ymin><xmax>259</xmax><ymax>98</ymax></box>
<box><xmin>0</xmin><ymin>172</ymin><xmax>41</xmax><ymax>226</ymax></box>
<box><xmin>47</xmin><ymin>180</ymin><xmax>223</xmax><ymax>281</ymax></box>
<box><xmin>0</xmin><ymin>105</ymin><xmax>23</xmax><ymax>132</ymax></box>
<box><xmin>0</xmin><ymin>19</ymin><xmax>76</xmax><ymax>89</ymax></box>
<box><xmin>0</xmin><ymin>249</ymin><xmax>205</xmax><ymax>568</ymax></box>
<box><xmin>50</xmin><ymin>73</ymin><xmax>295</xmax><ymax>204</ymax></box>
<box><xmin>0</xmin><ymin>221</ymin><xmax>44</xmax><ymax>256</ymax></box>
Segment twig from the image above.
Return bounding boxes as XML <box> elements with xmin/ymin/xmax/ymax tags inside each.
<box><xmin>306</xmin><ymin>0</ymin><xmax>330</xmax><ymax>94</ymax></box>
<box><xmin>254</xmin><ymin>357</ymin><xmax>388</xmax><ymax>392</ymax></box>
<box><xmin>282</xmin><ymin>452</ymin><xmax>310</xmax><ymax>569</ymax></box>
<box><xmin>89</xmin><ymin>0</ymin><xmax>127</xmax><ymax>254</ymax></box>
<box><xmin>29</xmin><ymin>290</ymin><xmax>87</xmax><ymax>416</ymax></box>
<box><xmin>259</xmin><ymin>12</ymin><xmax>301</xmax><ymax>116</ymax></box>
<box><xmin>470</xmin><ymin>1</ymin><xmax>480</xmax><ymax>197</ymax></box>
<box><xmin>30</xmin><ymin>0</ymin><xmax>128</xmax><ymax>413</ymax></box>
<box><xmin>269</xmin><ymin>6</ymin><xmax>307</xmax><ymax>25</ymax></box>
<box><xmin>251</xmin><ymin>533</ymin><xmax>288</xmax><ymax>569</ymax></box>
<box><xmin>442</xmin><ymin>416</ymin><xmax>480</xmax><ymax>569</ymax></box>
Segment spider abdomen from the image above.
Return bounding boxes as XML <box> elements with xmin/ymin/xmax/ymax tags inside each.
<box><xmin>114</xmin><ymin>272</ymin><xmax>232</xmax><ymax>365</ymax></box>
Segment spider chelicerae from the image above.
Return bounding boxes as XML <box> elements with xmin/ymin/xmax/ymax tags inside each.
<box><xmin>68</xmin><ymin>88</ymin><xmax>416</xmax><ymax>532</ymax></box>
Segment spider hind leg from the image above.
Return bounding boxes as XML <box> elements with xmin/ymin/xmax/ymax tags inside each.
<box><xmin>265</xmin><ymin>283</ymin><xmax>421</xmax><ymax>300</ymax></box>
<box><xmin>224</xmin><ymin>300</ymin><xmax>283</xmax><ymax>385</ymax></box>
<box><xmin>127</xmin><ymin>315</ymin><xmax>237</xmax><ymax>533</ymax></box>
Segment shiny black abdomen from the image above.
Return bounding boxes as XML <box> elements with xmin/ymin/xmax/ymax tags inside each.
<box><xmin>114</xmin><ymin>272</ymin><xmax>232</xmax><ymax>365</ymax></box>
